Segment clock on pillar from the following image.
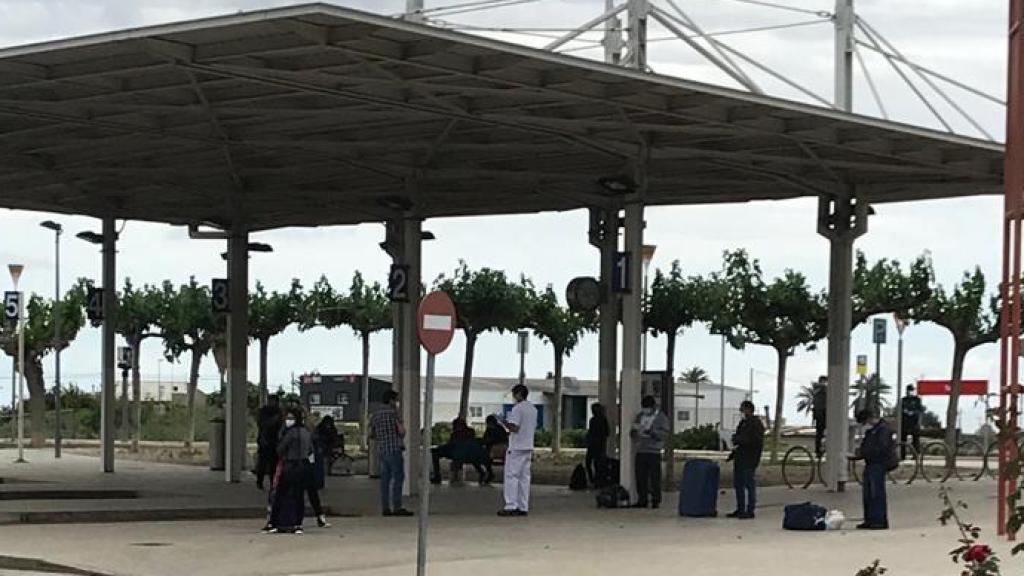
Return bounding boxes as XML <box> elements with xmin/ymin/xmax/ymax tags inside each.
<box><xmin>566</xmin><ymin>276</ymin><xmax>602</xmax><ymax>313</ymax></box>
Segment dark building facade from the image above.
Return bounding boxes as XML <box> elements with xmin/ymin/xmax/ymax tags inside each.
<box><xmin>299</xmin><ymin>373</ymin><xmax>393</xmax><ymax>423</ymax></box>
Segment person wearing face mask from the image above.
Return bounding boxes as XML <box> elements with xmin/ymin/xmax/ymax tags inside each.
<box><xmin>630</xmin><ymin>395</ymin><xmax>670</xmax><ymax>509</ymax></box>
<box><xmin>498</xmin><ymin>384</ymin><xmax>537</xmax><ymax>517</ymax></box>
<box><xmin>266</xmin><ymin>408</ymin><xmax>313</xmax><ymax>534</ymax></box>
<box><xmin>727</xmin><ymin>401</ymin><xmax>764</xmax><ymax>519</ymax></box>
<box><xmin>850</xmin><ymin>408</ymin><xmax>893</xmax><ymax>530</ymax></box>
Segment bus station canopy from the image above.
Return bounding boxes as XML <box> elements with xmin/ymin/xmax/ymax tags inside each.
<box><xmin>0</xmin><ymin>3</ymin><xmax>1004</xmax><ymax>231</ymax></box>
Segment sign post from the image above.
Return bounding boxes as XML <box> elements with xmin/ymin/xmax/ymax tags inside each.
<box><xmin>7</xmin><ymin>264</ymin><xmax>25</xmax><ymax>464</ymax></box>
<box><xmin>416</xmin><ymin>291</ymin><xmax>456</xmax><ymax>576</ymax></box>
<box><xmin>872</xmin><ymin>318</ymin><xmax>887</xmax><ymax>393</ymax></box>
<box><xmin>894</xmin><ymin>314</ymin><xmax>908</xmax><ymax>447</ymax></box>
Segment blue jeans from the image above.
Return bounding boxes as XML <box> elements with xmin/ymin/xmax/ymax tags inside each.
<box><xmin>380</xmin><ymin>452</ymin><xmax>405</xmax><ymax>512</ymax></box>
<box><xmin>862</xmin><ymin>463</ymin><xmax>888</xmax><ymax>526</ymax></box>
<box><xmin>733</xmin><ymin>464</ymin><xmax>756</xmax><ymax>515</ymax></box>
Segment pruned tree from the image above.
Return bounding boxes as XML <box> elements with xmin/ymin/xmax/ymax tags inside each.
<box><xmin>158</xmin><ymin>278</ymin><xmax>217</xmax><ymax>447</ymax></box>
<box><xmin>345</xmin><ymin>271</ymin><xmax>392</xmax><ymax>449</ymax></box>
<box><xmin>528</xmin><ymin>285</ymin><xmax>594</xmax><ymax>454</ymax></box>
<box><xmin>852</xmin><ymin>251</ymin><xmax>935</xmax><ymax>327</ymax></box>
<box><xmin>0</xmin><ymin>281</ymin><xmax>87</xmax><ymax>447</ymax></box>
<box><xmin>913</xmin><ymin>268</ymin><xmax>999</xmax><ymax>468</ymax></box>
<box><xmin>716</xmin><ymin>250</ymin><xmax>827</xmax><ymax>463</ymax></box>
<box><xmin>435</xmin><ymin>261</ymin><xmax>531</xmax><ymax>419</ymax></box>
<box><xmin>249</xmin><ymin>279</ymin><xmax>303</xmax><ymax>406</ymax></box>
<box><xmin>645</xmin><ymin>262</ymin><xmax>713</xmax><ymax>479</ymax></box>
<box><xmin>116</xmin><ymin>279</ymin><xmax>163</xmax><ymax>451</ymax></box>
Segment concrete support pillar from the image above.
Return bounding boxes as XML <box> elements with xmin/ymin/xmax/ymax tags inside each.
<box><xmin>833</xmin><ymin>0</ymin><xmax>855</xmax><ymax>112</ymax></box>
<box><xmin>225</xmin><ymin>225</ymin><xmax>249</xmax><ymax>483</ymax></box>
<box><xmin>100</xmin><ymin>216</ymin><xmax>117</xmax><ymax>473</ymax></box>
<box><xmin>401</xmin><ymin>217</ymin><xmax>422</xmax><ymax>496</ymax></box>
<box><xmin>619</xmin><ymin>198</ymin><xmax>644</xmax><ymax>497</ymax></box>
<box><xmin>818</xmin><ymin>191</ymin><xmax>868</xmax><ymax>491</ymax></box>
<box><xmin>590</xmin><ymin>207</ymin><xmax>620</xmax><ymax>454</ymax></box>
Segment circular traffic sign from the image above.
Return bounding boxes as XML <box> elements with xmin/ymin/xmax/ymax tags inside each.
<box><xmin>418</xmin><ymin>291</ymin><xmax>457</xmax><ymax>355</ymax></box>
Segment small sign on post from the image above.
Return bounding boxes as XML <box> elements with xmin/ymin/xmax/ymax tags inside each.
<box><xmin>3</xmin><ymin>291</ymin><xmax>20</xmax><ymax>322</ymax></box>
<box><xmin>86</xmin><ymin>287</ymin><xmax>103</xmax><ymax>326</ymax></box>
<box><xmin>211</xmin><ymin>279</ymin><xmax>230</xmax><ymax>313</ymax></box>
<box><xmin>873</xmin><ymin>318</ymin><xmax>887</xmax><ymax>344</ymax></box>
<box><xmin>388</xmin><ymin>264</ymin><xmax>410</xmax><ymax>302</ymax></box>
<box><xmin>856</xmin><ymin>354</ymin><xmax>868</xmax><ymax>377</ymax></box>
<box><xmin>416</xmin><ymin>291</ymin><xmax>457</xmax><ymax>576</ymax></box>
<box><xmin>612</xmin><ymin>251</ymin><xmax>631</xmax><ymax>293</ymax></box>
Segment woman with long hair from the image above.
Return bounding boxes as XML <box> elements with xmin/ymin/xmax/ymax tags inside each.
<box><xmin>266</xmin><ymin>407</ymin><xmax>313</xmax><ymax>534</ymax></box>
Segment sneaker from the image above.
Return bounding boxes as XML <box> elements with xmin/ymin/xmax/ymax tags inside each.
<box><xmin>726</xmin><ymin>511</ymin><xmax>742</xmax><ymax>519</ymax></box>
<box><xmin>261</xmin><ymin>525</ymin><xmax>277</xmax><ymax>534</ymax></box>
<box><xmin>392</xmin><ymin>508</ymin><xmax>414</xmax><ymax>517</ymax></box>
<box><xmin>317</xmin><ymin>515</ymin><xmax>330</xmax><ymax>528</ymax></box>
<box><xmin>856</xmin><ymin>522</ymin><xmax>888</xmax><ymax>530</ymax></box>
<box><xmin>738</xmin><ymin>512</ymin><xmax>755</xmax><ymax>520</ymax></box>
<box><xmin>294</xmin><ymin>527</ymin><xmax>304</xmax><ymax>535</ymax></box>
<box><xmin>497</xmin><ymin>509</ymin><xmax>520</xmax><ymax>517</ymax></box>
<box><xmin>382</xmin><ymin>510</ymin><xmax>394</xmax><ymax>517</ymax></box>
<box><xmin>516</xmin><ymin>510</ymin><xmax>529</xmax><ymax>517</ymax></box>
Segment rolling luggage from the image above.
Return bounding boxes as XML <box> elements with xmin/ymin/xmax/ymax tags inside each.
<box><xmin>678</xmin><ymin>459</ymin><xmax>719</xmax><ymax>517</ymax></box>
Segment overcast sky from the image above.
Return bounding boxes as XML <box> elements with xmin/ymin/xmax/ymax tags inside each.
<box><xmin>0</xmin><ymin>0</ymin><xmax>1010</xmax><ymax>431</ymax></box>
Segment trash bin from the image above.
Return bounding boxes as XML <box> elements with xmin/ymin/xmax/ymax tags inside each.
<box><xmin>368</xmin><ymin>438</ymin><xmax>379</xmax><ymax>478</ymax></box>
<box><xmin>209</xmin><ymin>418</ymin><xmax>225</xmax><ymax>471</ymax></box>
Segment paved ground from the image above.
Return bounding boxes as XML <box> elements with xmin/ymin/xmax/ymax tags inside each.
<box><xmin>0</xmin><ymin>449</ymin><xmax>1017</xmax><ymax>576</ymax></box>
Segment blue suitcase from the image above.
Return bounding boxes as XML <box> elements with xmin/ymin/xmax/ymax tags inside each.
<box><xmin>678</xmin><ymin>459</ymin><xmax>719</xmax><ymax>517</ymax></box>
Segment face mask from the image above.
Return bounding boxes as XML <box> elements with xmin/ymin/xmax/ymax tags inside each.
<box><xmin>285</xmin><ymin>418</ymin><xmax>295</xmax><ymax>428</ymax></box>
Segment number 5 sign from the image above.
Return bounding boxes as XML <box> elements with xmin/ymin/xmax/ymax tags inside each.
<box><xmin>3</xmin><ymin>292</ymin><xmax>20</xmax><ymax>322</ymax></box>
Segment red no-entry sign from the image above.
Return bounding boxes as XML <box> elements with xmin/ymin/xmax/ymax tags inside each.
<box><xmin>417</xmin><ymin>291</ymin><xmax>457</xmax><ymax>355</ymax></box>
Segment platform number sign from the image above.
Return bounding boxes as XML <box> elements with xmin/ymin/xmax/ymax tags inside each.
<box><xmin>612</xmin><ymin>251</ymin><xmax>631</xmax><ymax>294</ymax></box>
<box><xmin>211</xmin><ymin>279</ymin><xmax>230</xmax><ymax>313</ymax></box>
<box><xmin>872</xmin><ymin>318</ymin><xmax>887</xmax><ymax>345</ymax></box>
<box><xmin>3</xmin><ymin>292</ymin><xmax>20</xmax><ymax>322</ymax></box>
<box><xmin>388</xmin><ymin>264</ymin><xmax>410</xmax><ymax>302</ymax></box>
<box><xmin>86</xmin><ymin>287</ymin><xmax>103</xmax><ymax>325</ymax></box>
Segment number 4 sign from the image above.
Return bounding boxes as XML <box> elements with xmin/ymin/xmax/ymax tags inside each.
<box><xmin>3</xmin><ymin>292</ymin><xmax>20</xmax><ymax>322</ymax></box>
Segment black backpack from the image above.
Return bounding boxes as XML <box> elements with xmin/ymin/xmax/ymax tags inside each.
<box><xmin>569</xmin><ymin>464</ymin><xmax>588</xmax><ymax>491</ymax></box>
<box><xmin>594</xmin><ymin>458</ymin><xmax>620</xmax><ymax>489</ymax></box>
<box><xmin>596</xmin><ymin>484</ymin><xmax>630</xmax><ymax>509</ymax></box>
<box><xmin>783</xmin><ymin>502</ymin><xmax>827</xmax><ymax>531</ymax></box>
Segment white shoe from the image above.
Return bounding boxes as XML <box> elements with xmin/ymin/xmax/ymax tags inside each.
<box><xmin>317</xmin><ymin>515</ymin><xmax>331</xmax><ymax>528</ymax></box>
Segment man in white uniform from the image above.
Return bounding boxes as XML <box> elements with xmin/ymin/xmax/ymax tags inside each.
<box><xmin>498</xmin><ymin>384</ymin><xmax>537</xmax><ymax>517</ymax></box>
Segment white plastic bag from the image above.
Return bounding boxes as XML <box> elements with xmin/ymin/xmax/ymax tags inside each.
<box><xmin>826</xmin><ymin>509</ymin><xmax>845</xmax><ymax>530</ymax></box>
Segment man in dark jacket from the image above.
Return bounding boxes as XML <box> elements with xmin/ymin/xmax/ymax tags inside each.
<box><xmin>585</xmin><ymin>403</ymin><xmax>610</xmax><ymax>487</ymax></box>
<box><xmin>255</xmin><ymin>395</ymin><xmax>282</xmax><ymax>490</ymax></box>
<box><xmin>812</xmin><ymin>376</ymin><xmax>827</xmax><ymax>457</ymax></box>
<box><xmin>728</xmin><ymin>400</ymin><xmax>764</xmax><ymax>519</ymax></box>
<box><xmin>852</xmin><ymin>408</ymin><xmax>893</xmax><ymax>530</ymax></box>
<box><xmin>900</xmin><ymin>385</ymin><xmax>924</xmax><ymax>459</ymax></box>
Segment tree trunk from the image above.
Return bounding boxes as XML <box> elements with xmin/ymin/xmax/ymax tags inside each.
<box><xmin>131</xmin><ymin>338</ymin><xmax>142</xmax><ymax>452</ymax></box>
<box><xmin>361</xmin><ymin>331</ymin><xmax>371</xmax><ymax>451</ymax></box>
<box><xmin>553</xmin><ymin>348</ymin><xmax>564</xmax><ymax>456</ymax></box>
<box><xmin>770</xmin><ymin>348</ymin><xmax>789</xmax><ymax>464</ymax></box>
<box><xmin>663</xmin><ymin>331</ymin><xmax>677</xmax><ymax>485</ymax></box>
<box><xmin>944</xmin><ymin>344</ymin><xmax>967</xmax><ymax>470</ymax></box>
<box><xmin>258</xmin><ymin>337</ymin><xmax>269</xmax><ymax>407</ymax></box>
<box><xmin>458</xmin><ymin>332</ymin><xmax>478</xmax><ymax>419</ymax></box>
<box><xmin>24</xmin><ymin>358</ymin><xmax>45</xmax><ymax>448</ymax></box>
<box><xmin>185</xmin><ymin>349</ymin><xmax>202</xmax><ymax>448</ymax></box>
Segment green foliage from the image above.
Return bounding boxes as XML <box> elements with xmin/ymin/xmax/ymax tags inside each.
<box><xmin>346</xmin><ymin>272</ymin><xmax>392</xmax><ymax>338</ymax></box>
<box><xmin>852</xmin><ymin>251</ymin><xmax>934</xmax><ymax>327</ymax></box>
<box><xmin>851</xmin><ymin>375</ymin><xmax>892</xmax><ymax>414</ymax></box>
<box><xmin>434</xmin><ymin>261</ymin><xmax>532</xmax><ymax>339</ymax></box>
<box><xmin>645</xmin><ymin>261</ymin><xmax>715</xmax><ymax>337</ymax></box>
<box><xmin>939</xmin><ymin>486</ymin><xmax>1002</xmax><ymax>575</ymax></box>
<box><xmin>533</xmin><ymin>428</ymin><xmax>553</xmax><ymax>448</ymax></box>
<box><xmin>117</xmin><ymin>278</ymin><xmax>163</xmax><ymax>344</ymax></box>
<box><xmin>431</xmin><ymin>421</ymin><xmax>452</xmax><ymax>445</ymax></box>
<box><xmin>159</xmin><ymin>278</ymin><xmax>218</xmax><ymax>361</ymax></box>
<box><xmin>679</xmin><ymin>367</ymin><xmax>712</xmax><ymax>387</ymax></box>
<box><xmin>529</xmin><ymin>285</ymin><xmax>594</xmax><ymax>358</ymax></box>
<box><xmin>249</xmin><ymin>279</ymin><xmax>303</xmax><ymax>341</ymax></box>
<box><xmin>0</xmin><ymin>279</ymin><xmax>89</xmax><ymax>364</ymax></box>
<box><xmin>796</xmin><ymin>385</ymin><xmax>814</xmax><ymax>416</ymax></box>
<box><xmin>561</xmin><ymin>428</ymin><xmax>588</xmax><ymax>448</ymax></box>
<box><xmin>672</xmin><ymin>424</ymin><xmax>720</xmax><ymax>450</ymax></box>
<box><xmin>914</xmin><ymin>268</ymin><xmax>999</xmax><ymax>349</ymax></box>
<box><xmin>300</xmin><ymin>275</ymin><xmax>349</xmax><ymax>331</ymax></box>
<box><xmin>921</xmin><ymin>408</ymin><xmax>943</xmax><ymax>430</ymax></box>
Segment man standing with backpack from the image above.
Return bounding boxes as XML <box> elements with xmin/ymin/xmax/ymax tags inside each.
<box><xmin>728</xmin><ymin>401</ymin><xmax>764</xmax><ymax>519</ymax></box>
<box><xmin>850</xmin><ymin>408</ymin><xmax>893</xmax><ymax>530</ymax></box>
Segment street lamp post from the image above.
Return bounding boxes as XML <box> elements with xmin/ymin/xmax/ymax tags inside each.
<box><xmin>894</xmin><ymin>313</ymin><xmax>907</xmax><ymax>446</ymax></box>
<box><xmin>640</xmin><ymin>244</ymin><xmax>657</xmax><ymax>371</ymax></box>
<box><xmin>41</xmin><ymin>221</ymin><xmax>63</xmax><ymax>458</ymax></box>
<box><xmin>8</xmin><ymin>264</ymin><xmax>25</xmax><ymax>463</ymax></box>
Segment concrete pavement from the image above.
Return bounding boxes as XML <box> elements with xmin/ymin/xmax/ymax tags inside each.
<box><xmin>0</xmin><ymin>449</ymin><xmax>1016</xmax><ymax>576</ymax></box>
